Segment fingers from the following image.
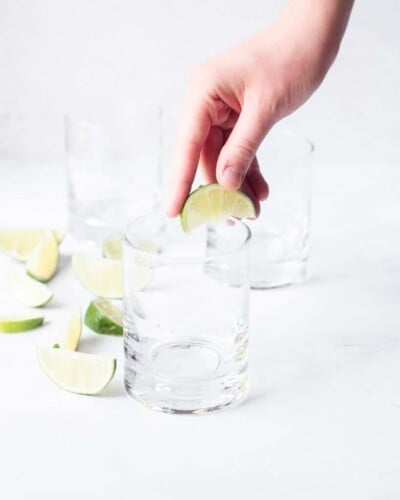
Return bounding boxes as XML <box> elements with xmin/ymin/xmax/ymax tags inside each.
<box><xmin>239</xmin><ymin>156</ymin><xmax>268</xmax><ymax>218</ymax></box>
<box><xmin>201</xmin><ymin>133</ymin><xmax>268</xmax><ymax>217</ymax></box>
<box><xmin>199</xmin><ymin>127</ymin><xmax>224</xmax><ymax>184</ymax></box>
<box><xmin>246</xmin><ymin>156</ymin><xmax>269</xmax><ymax>201</ymax></box>
<box><xmin>167</xmin><ymin>86</ymin><xmax>273</xmax><ymax>217</ymax></box>
<box><xmin>240</xmin><ymin>177</ymin><xmax>260</xmax><ymax>218</ymax></box>
<box><xmin>166</xmin><ymin>101</ymin><xmax>211</xmax><ymax>217</ymax></box>
<box><xmin>216</xmin><ymin>95</ymin><xmax>273</xmax><ymax>191</ymax></box>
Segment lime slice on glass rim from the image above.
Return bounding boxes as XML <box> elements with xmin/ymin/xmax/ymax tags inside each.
<box><xmin>84</xmin><ymin>299</ymin><xmax>123</xmax><ymax>336</ymax></box>
<box><xmin>72</xmin><ymin>255</ymin><xmax>123</xmax><ymax>298</ymax></box>
<box><xmin>180</xmin><ymin>183</ymin><xmax>256</xmax><ymax>232</ymax></box>
<box><xmin>37</xmin><ymin>347</ymin><xmax>116</xmax><ymax>395</ymax></box>
<box><xmin>0</xmin><ymin>229</ymin><xmax>64</xmax><ymax>262</ymax></box>
<box><xmin>0</xmin><ymin>314</ymin><xmax>44</xmax><ymax>333</ymax></box>
<box><xmin>26</xmin><ymin>230</ymin><xmax>59</xmax><ymax>282</ymax></box>
<box><xmin>53</xmin><ymin>307</ymin><xmax>82</xmax><ymax>350</ymax></box>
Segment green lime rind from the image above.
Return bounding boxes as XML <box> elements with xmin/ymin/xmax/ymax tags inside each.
<box><xmin>0</xmin><ymin>316</ymin><xmax>44</xmax><ymax>333</ymax></box>
<box><xmin>84</xmin><ymin>299</ymin><xmax>123</xmax><ymax>336</ymax></box>
<box><xmin>180</xmin><ymin>184</ymin><xmax>205</xmax><ymax>233</ymax></box>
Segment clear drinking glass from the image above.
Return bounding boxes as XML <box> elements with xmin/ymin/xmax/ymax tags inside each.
<box><xmin>65</xmin><ymin>105</ymin><xmax>163</xmax><ymax>242</ymax></box>
<box><xmin>247</xmin><ymin>129</ymin><xmax>314</xmax><ymax>288</ymax></box>
<box><xmin>123</xmin><ymin>214</ymin><xmax>250</xmax><ymax>414</ymax></box>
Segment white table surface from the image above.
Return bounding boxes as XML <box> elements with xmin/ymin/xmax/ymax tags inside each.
<box><xmin>0</xmin><ymin>160</ymin><xmax>399</xmax><ymax>500</ymax></box>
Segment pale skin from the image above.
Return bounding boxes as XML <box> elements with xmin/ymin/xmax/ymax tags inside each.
<box><xmin>167</xmin><ymin>0</ymin><xmax>355</xmax><ymax>216</ymax></box>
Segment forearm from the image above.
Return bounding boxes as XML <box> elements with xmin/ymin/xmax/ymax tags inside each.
<box><xmin>282</xmin><ymin>0</ymin><xmax>355</xmax><ymax>68</ymax></box>
<box><xmin>240</xmin><ymin>0</ymin><xmax>355</xmax><ymax>107</ymax></box>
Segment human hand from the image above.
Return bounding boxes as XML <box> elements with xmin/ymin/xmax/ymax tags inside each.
<box><xmin>167</xmin><ymin>0</ymin><xmax>354</xmax><ymax>216</ymax></box>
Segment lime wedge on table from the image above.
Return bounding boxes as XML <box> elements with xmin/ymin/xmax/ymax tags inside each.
<box><xmin>37</xmin><ymin>347</ymin><xmax>116</xmax><ymax>395</ymax></box>
<box><xmin>0</xmin><ymin>229</ymin><xmax>63</xmax><ymax>262</ymax></box>
<box><xmin>54</xmin><ymin>307</ymin><xmax>82</xmax><ymax>350</ymax></box>
<box><xmin>1</xmin><ymin>267</ymin><xmax>53</xmax><ymax>307</ymax></box>
<box><xmin>72</xmin><ymin>255</ymin><xmax>123</xmax><ymax>298</ymax></box>
<box><xmin>52</xmin><ymin>231</ymin><xmax>65</xmax><ymax>244</ymax></box>
<box><xmin>103</xmin><ymin>235</ymin><xmax>159</xmax><ymax>260</ymax></box>
<box><xmin>136</xmin><ymin>239</ymin><xmax>160</xmax><ymax>254</ymax></box>
<box><xmin>124</xmin><ymin>258</ymin><xmax>153</xmax><ymax>292</ymax></box>
<box><xmin>84</xmin><ymin>299</ymin><xmax>123</xmax><ymax>336</ymax></box>
<box><xmin>26</xmin><ymin>231</ymin><xmax>59</xmax><ymax>282</ymax></box>
<box><xmin>0</xmin><ymin>314</ymin><xmax>44</xmax><ymax>333</ymax></box>
<box><xmin>103</xmin><ymin>235</ymin><xmax>123</xmax><ymax>260</ymax></box>
<box><xmin>180</xmin><ymin>183</ymin><xmax>256</xmax><ymax>232</ymax></box>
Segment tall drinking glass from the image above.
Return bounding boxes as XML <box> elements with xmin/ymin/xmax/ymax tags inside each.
<box><xmin>248</xmin><ymin>129</ymin><xmax>314</xmax><ymax>288</ymax></box>
<box><xmin>65</xmin><ymin>105</ymin><xmax>163</xmax><ymax>242</ymax></box>
<box><xmin>123</xmin><ymin>214</ymin><xmax>250</xmax><ymax>414</ymax></box>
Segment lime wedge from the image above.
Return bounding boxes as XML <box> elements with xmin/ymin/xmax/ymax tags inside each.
<box><xmin>180</xmin><ymin>183</ymin><xmax>256</xmax><ymax>232</ymax></box>
<box><xmin>54</xmin><ymin>307</ymin><xmax>82</xmax><ymax>350</ymax></box>
<box><xmin>37</xmin><ymin>347</ymin><xmax>116</xmax><ymax>395</ymax></box>
<box><xmin>84</xmin><ymin>299</ymin><xmax>123</xmax><ymax>336</ymax></box>
<box><xmin>132</xmin><ymin>262</ymin><xmax>153</xmax><ymax>291</ymax></box>
<box><xmin>0</xmin><ymin>314</ymin><xmax>44</xmax><ymax>333</ymax></box>
<box><xmin>2</xmin><ymin>267</ymin><xmax>53</xmax><ymax>307</ymax></box>
<box><xmin>52</xmin><ymin>231</ymin><xmax>65</xmax><ymax>244</ymax></box>
<box><xmin>137</xmin><ymin>239</ymin><xmax>160</xmax><ymax>254</ymax></box>
<box><xmin>72</xmin><ymin>255</ymin><xmax>122</xmax><ymax>298</ymax></box>
<box><xmin>26</xmin><ymin>231</ymin><xmax>59</xmax><ymax>282</ymax></box>
<box><xmin>103</xmin><ymin>235</ymin><xmax>159</xmax><ymax>260</ymax></box>
<box><xmin>0</xmin><ymin>229</ymin><xmax>64</xmax><ymax>261</ymax></box>
<box><xmin>103</xmin><ymin>234</ymin><xmax>123</xmax><ymax>260</ymax></box>
<box><xmin>124</xmin><ymin>254</ymin><xmax>153</xmax><ymax>292</ymax></box>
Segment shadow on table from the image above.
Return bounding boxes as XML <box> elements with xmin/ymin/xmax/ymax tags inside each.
<box><xmin>102</xmin><ymin>379</ymin><xmax>125</xmax><ymax>398</ymax></box>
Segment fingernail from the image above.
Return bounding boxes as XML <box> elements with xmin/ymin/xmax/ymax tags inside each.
<box><xmin>222</xmin><ymin>166</ymin><xmax>244</xmax><ymax>189</ymax></box>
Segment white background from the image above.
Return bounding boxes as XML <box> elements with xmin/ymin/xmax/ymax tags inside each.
<box><xmin>0</xmin><ymin>0</ymin><xmax>399</xmax><ymax>163</ymax></box>
<box><xmin>0</xmin><ymin>2</ymin><xmax>400</xmax><ymax>500</ymax></box>
<box><xmin>0</xmin><ymin>161</ymin><xmax>399</xmax><ymax>499</ymax></box>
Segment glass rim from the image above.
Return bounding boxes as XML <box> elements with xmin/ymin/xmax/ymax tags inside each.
<box><xmin>64</xmin><ymin>106</ymin><xmax>163</xmax><ymax>127</ymax></box>
<box><xmin>124</xmin><ymin>213</ymin><xmax>251</xmax><ymax>265</ymax></box>
<box><xmin>264</xmin><ymin>128</ymin><xmax>315</xmax><ymax>155</ymax></box>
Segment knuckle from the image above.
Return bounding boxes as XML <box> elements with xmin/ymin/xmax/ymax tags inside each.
<box><xmin>185</xmin><ymin>136</ymin><xmax>203</xmax><ymax>151</ymax></box>
<box><xmin>189</xmin><ymin>60</ymin><xmax>217</xmax><ymax>88</ymax></box>
<box><xmin>246</xmin><ymin>72</ymin><xmax>291</xmax><ymax>124</ymax></box>
<box><xmin>262</xmin><ymin>78</ymin><xmax>292</xmax><ymax>120</ymax></box>
<box><xmin>231</xmin><ymin>142</ymin><xmax>255</xmax><ymax>163</ymax></box>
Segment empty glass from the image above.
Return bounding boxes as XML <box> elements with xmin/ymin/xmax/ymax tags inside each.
<box><xmin>123</xmin><ymin>214</ymin><xmax>250</xmax><ymax>414</ymax></box>
<box><xmin>65</xmin><ymin>105</ymin><xmax>163</xmax><ymax>242</ymax></box>
<box><xmin>247</xmin><ymin>129</ymin><xmax>314</xmax><ymax>288</ymax></box>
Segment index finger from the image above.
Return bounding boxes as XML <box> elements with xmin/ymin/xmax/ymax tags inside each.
<box><xmin>166</xmin><ymin>100</ymin><xmax>211</xmax><ymax>217</ymax></box>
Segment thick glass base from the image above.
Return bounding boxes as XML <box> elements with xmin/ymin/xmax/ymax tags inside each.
<box><xmin>248</xmin><ymin>229</ymin><xmax>309</xmax><ymax>289</ymax></box>
<box><xmin>125</xmin><ymin>378</ymin><xmax>248</xmax><ymax>415</ymax></box>
<box><xmin>124</xmin><ymin>340</ymin><xmax>248</xmax><ymax>414</ymax></box>
<box><xmin>250</xmin><ymin>259</ymin><xmax>307</xmax><ymax>289</ymax></box>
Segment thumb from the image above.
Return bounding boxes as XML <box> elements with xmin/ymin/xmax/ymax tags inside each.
<box><xmin>216</xmin><ymin>96</ymin><xmax>273</xmax><ymax>190</ymax></box>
